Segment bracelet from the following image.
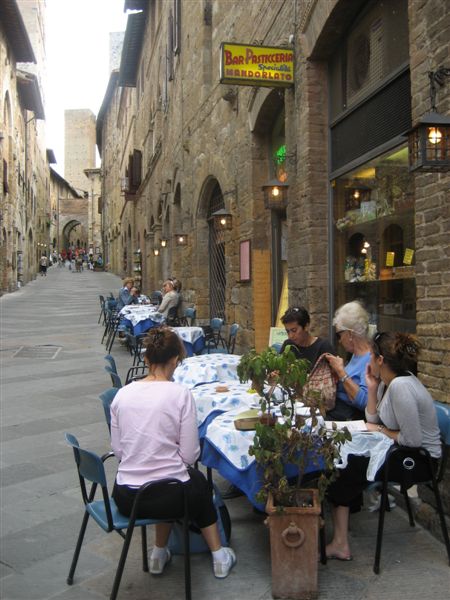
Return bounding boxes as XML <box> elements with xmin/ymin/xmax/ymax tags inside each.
<box><xmin>340</xmin><ymin>374</ymin><xmax>350</xmax><ymax>383</ymax></box>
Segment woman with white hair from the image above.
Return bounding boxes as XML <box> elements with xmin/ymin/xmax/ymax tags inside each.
<box><xmin>325</xmin><ymin>301</ymin><xmax>372</xmax><ymax>420</ymax></box>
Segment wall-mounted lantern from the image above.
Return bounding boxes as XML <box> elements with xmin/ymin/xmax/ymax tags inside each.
<box><xmin>153</xmin><ymin>247</ymin><xmax>160</xmax><ymax>256</ymax></box>
<box><xmin>407</xmin><ymin>67</ymin><xmax>450</xmax><ymax>172</ymax></box>
<box><xmin>175</xmin><ymin>234</ymin><xmax>188</xmax><ymax>246</ymax></box>
<box><xmin>211</xmin><ymin>208</ymin><xmax>233</xmax><ymax>231</ymax></box>
<box><xmin>262</xmin><ymin>178</ymin><xmax>288</xmax><ymax>210</ymax></box>
<box><xmin>160</xmin><ymin>237</ymin><xmax>168</xmax><ymax>248</ymax></box>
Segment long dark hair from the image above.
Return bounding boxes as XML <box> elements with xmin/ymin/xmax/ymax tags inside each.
<box><xmin>144</xmin><ymin>327</ymin><xmax>186</xmax><ymax>365</ymax></box>
<box><xmin>372</xmin><ymin>332</ymin><xmax>420</xmax><ymax>375</ymax></box>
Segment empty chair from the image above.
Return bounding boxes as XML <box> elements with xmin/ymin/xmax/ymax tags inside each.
<box><xmin>98</xmin><ymin>295</ymin><xmax>106</xmax><ymax>325</ymax></box>
<box><xmin>202</xmin><ymin>318</ymin><xmax>226</xmax><ymax>353</ymax></box>
<box><xmin>271</xmin><ymin>342</ymin><xmax>283</xmax><ymax>353</ymax></box>
<box><xmin>226</xmin><ymin>323</ymin><xmax>240</xmax><ymax>354</ymax></box>
<box><xmin>150</xmin><ymin>290</ymin><xmax>163</xmax><ymax>306</ymax></box>
<box><xmin>64</xmin><ymin>433</ymin><xmax>192</xmax><ymax>600</ymax></box>
<box><xmin>180</xmin><ymin>307</ymin><xmax>196</xmax><ymax>327</ymax></box>
<box><xmin>105</xmin><ymin>366</ymin><xmax>122</xmax><ymax>388</ymax></box>
<box><xmin>99</xmin><ymin>387</ymin><xmax>120</xmax><ymax>433</ymax></box>
<box><xmin>104</xmin><ymin>354</ymin><xmax>118</xmax><ymax>374</ymax></box>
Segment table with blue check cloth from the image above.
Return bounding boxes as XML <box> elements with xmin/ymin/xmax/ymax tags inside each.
<box><xmin>173</xmin><ymin>353</ymin><xmax>241</xmax><ymax>388</ymax></box>
<box><xmin>171</xmin><ymin>326</ymin><xmax>205</xmax><ymax>357</ymax></box>
<box><xmin>191</xmin><ymin>381</ymin><xmax>259</xmax><ymax>438</ymax></box>
<box><xmin>119</xmin><ymin>305</ymin><xmax>164</xmax><ymax>335</ymax></box>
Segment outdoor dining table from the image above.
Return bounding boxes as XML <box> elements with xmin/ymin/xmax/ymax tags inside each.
<box><xmin>119</xmin><ymin>305</ymin><xmax>164</xmax><ymax>335</ymax></box>
<box><xmin>173</xmin><ymin>353</ymin><xmax>241</xmax><ymax>388</ymax></box>
<box><xmin>191</xmin><ymin>381</ymin><xmax>258</xmax><ymax>438</ymax></box>
<box><xmin>171</xmin><ymin>326</ymin><xmax>205</xmax><ymax>357</ymax></box>
<box><xmin>201</xmin><ymin>412</ymin><xmax>394</xmax><ymax>511</ymax></box>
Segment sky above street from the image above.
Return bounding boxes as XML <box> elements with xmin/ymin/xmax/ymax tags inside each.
<box><xmin>45</xmin><ymin>0</ymin><xmax>128</xmax><ymax>176</ymax></box>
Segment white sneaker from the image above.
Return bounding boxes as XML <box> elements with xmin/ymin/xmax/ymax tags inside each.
<box><xmin>150</xmin><ymin>548</ymin><xmax>171</xmax><ymax>575</ymax></box>
<box><xmin>213</xmin><ymin>547</ymin><xmax>236</xmax><ymax>579</ymax></box>
<box><xmin>368</xmin><ymin>492</ymin><xmax>396</xmax><ymax>512</ymax></box>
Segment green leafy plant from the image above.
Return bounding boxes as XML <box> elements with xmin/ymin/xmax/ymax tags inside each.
<box><xmin>237</xmin><ymin>346</ymin><xmax>351</xmax><ymax>507</ymax></box>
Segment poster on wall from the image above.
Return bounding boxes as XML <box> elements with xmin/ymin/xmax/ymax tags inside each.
<box><xmin>239</xmin><ymin>240</ymin><xmax>251</xmax><ymax>282</ymax></box>
<box><xmin>220</xmin><ymin>43</ymin><xmax>294</xmax><ymax>87</ymax></box>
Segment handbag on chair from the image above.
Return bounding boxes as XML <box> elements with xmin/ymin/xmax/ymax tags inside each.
<box><xmin>302</xmin><ymin>353</ymin><xmax>337</xmax><ymax>411</ymax></box>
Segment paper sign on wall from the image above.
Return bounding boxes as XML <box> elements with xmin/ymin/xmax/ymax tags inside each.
<box><xmin>403</xmin><ymin>248</ymin><xmax>414</xmax><ymax>265</ymax></box>
<box><xmin>385</xmin><ymin>252</ymin><xmax>395</xmax><ymax>267</ymax></box>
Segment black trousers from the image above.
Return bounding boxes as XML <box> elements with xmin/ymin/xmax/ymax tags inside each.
<box><xmin>327</xmin><ymin>451</ymin><xmax>436</xmax><ymax>509</ymax></box>
<box><xmin>112</xmin><ymin>467</ymin><xmax>217</xmax><ymax>529</ymax></box>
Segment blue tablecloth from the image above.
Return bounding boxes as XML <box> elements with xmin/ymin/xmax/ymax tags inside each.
<box><xmin>123</xmin><ymin>317</ymin><xmax>161</xmax><ymax>335</ymax></box>
<box><xmin>172</xmin><ymin>327</ymin><xmax>205</xmax><ymax>357</ymax></box>
<box><xmin>200</xmin><ymin>407</ymin><xmax>326</xmax><ymax>510</ymax></box>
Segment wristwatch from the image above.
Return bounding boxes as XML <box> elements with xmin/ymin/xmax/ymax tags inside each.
<box><xmin>340</xmin><ymin>374</ymin><xmax>350</xmax><ymax>383</ymax></box>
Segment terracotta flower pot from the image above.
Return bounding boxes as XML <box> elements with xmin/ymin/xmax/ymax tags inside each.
<box><xmin>265</xmin><ymin>489</ymin><xmax>321</xmax><ymax>599</ymax></box>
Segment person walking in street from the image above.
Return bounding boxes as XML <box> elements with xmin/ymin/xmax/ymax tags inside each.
<box><xmin>39</xmin><ymin>254</ymin><xmax>48</xmax><ymax>276</ymax></box>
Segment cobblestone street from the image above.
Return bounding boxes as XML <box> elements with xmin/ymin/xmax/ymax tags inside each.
<box><xmin>1</xmin><ymin>267</ymin><xmax>449</xmax><ymax>599</ymax></box>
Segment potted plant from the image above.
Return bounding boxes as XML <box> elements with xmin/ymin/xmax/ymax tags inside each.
<box><xmin>237</xmin><ymin>346</ymin><xmax>351</xmax><ymax>600</ymax></box>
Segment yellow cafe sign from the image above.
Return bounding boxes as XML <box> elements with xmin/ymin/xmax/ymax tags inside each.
<box><xmin>220</xmin><ymin>42</ymin><xmax>294</xmax><ymax>88</ymax></box>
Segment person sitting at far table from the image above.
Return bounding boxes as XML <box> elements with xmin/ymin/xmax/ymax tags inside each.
<box><xmin>325</xmin><ymin>301</ymin><xmax>372</xmax><ymax>421</ymax></box>
<box><xmin>116</xmin><ymin>277</ymin><xmax>135</xmax><ymax>310</ymax></box>
<box><xmin>157</xmin><ymin>279</ymin><xmax>179</xmax><ymax>318</ymax></box>
<box><xmin>280</xmin><ymin>306</ymin><xmax>334</xmax><ymax>370</ymax></box>
<box><xmin>111</xmin><ymin>327</ymin><xmax>236</xmax><ymax>578</ymax></box>
<box><xmin>325</xmin><ymin>332</ymin><xmax>441</xmax><ymax>561</ymax></box>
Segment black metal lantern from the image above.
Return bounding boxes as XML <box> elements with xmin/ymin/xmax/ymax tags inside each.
<box><xmin>211</xmin><ymin>208</ymin><xmax>233</xmax><ymax>231</ymax></box>
<box><xmin>407</xmin><ymin>112</ymin><xmax>450</xmax><ymax>172</ymax></box>
<box><xmin>160</xmin><ymin>238</ymin><xmax>168</xmax><ymax>248</ymax></box>
<box><xmin>175</xmin><ymin>233</ymin><xmax>188</xmax><ymax>246</ymax></box>
<box><xmin>262</xmin><ymin>178</ymin><xmax>288</xmax><ymax>210</ymax></box>
<box><xmin>407</xmin><ymin>67</ymin><xmax>450</xmax><ymax>172</ymax></box>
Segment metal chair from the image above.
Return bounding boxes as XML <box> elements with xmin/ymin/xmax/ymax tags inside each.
<box><xmin>125</xmin><ymin>365</ymin><xmax>148</xmax><ymax>384</ymax></box>
<box><xmin>150</xmin><ymin>290</ymin><xmax>163</xmax><ymax>306</ymax></box>
<box><xmin>98</xmin><ymin>295</ymin><xmax>106</xmax><ymax>325</ymax></box>
<box><xmin>180</xmin><ymin>307</ymin><xmax>196</xmax><ymax>327</ymax></box>
<box><xmin>65</xmin><ymin>433</ymin><xmax>192</xmax><ymax>600</ymax></box>
<box><xmin>226</xmin><ymin>323</ymin><xmax>239</xmax><ymax>354</ymax></box>
<box><xmin>99</xmin><ymin>388</ymin><xmax>120</xmax><ymax>433</ymax></box>
<box><xmin>166</xmin><ymin>305</ymin><xmax>181</xmax><ymax>327</ymax></box>
<box><xmin>373</xmin><ymin>400</ymin><xmax>450</xmax><ymax>574</ymax></box>
<box><xmin>202</xmin><ymin>318</ymin><xmax>226</xmax><ymax>353</ymax></box>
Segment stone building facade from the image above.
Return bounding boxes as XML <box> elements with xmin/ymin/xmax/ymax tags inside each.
<box><xmin>64</xmin><ymin>109</ymin><xmax>96</xmax><ymax>196</ymax></box>
<box><xmin>0</xmin><ymin>0</ymin><xmax>49</xmax><ymax>293</ymax></box>
<box><xmin>98</xmin><ymin>0</ymin><xmax>449</xmax><ymax>396</ymax></box>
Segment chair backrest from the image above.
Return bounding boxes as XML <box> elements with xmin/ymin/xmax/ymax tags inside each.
<box><xmin>65</xmin><ymin>433</ymin><xmax>113</xmax><ymax>528</ymax></box>
<box><xmin>105</xmin><ymin>368</ymin><xmax>122</xmax><ymax>388</ymax></box>
<box><xmin>99</xmin><ymin>388</ymin><xmax>120</xmax><ymax>432</ymax></box>
<box><xmin>104</xmin><ymin>354</ymin><xmax>118</xmax><ymax>374</ymax></box>
<box><xmin>210</xmin><ymin>317</ymin><xmax>223</xmax><ymax>331</ymax></box>
<box><xmin>271</xmin><ymin>342</ymin><xmax>283</xmax><ymax>353</ymax></box>
<box><xmin>228</xmin><ymin>323</ymin><xmax>239</xmax><ymax>354</ymax></box>
<box><xmin>99</xmin><ymin>294</ymin><xmax>105</xmax><ymax>305</ymax></box>
<box><xmin>125</xmin><ymin>365</ymin><xmax>148</xmax><ymax>384</ymax></box>
<box><xmin>184</xmin><ymin>306</ymin><xmax>196</xmax><ymax>325</ymax></box>
<box><xmin>150</xmin><ymin>290</ymin><xmax>163</xmax><ymax>305</ymax></box>
<box><xmin>166</xmin><ymin>305</ymin><xmax>180</xmax><ymax>326</ymax></box>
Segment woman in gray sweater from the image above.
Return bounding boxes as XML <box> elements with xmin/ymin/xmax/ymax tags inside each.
<box><xmin>325</xmin><ymin>331</ymin><xmax>441</xmax><ymax>561</ymax></box>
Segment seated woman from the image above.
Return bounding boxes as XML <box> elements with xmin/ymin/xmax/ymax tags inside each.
<box><xmin>116</xmin><ymin>277</ymin><xmax>135</xmax><ymax>310</ymax></box>
<box><xmin>325</xmin><ymin>301</ymin><xmax>372</xmax><ymax>420</ymax></box>
<box><xmin>158</xmin><ymin>279</ymin><xmax>180</xmax><ymax>318</ymax></box>
<box><xmin>110</xmin><ymin>327</ymin><xmax>236</xmax><ymax>578</ymax></box>
<box><xmin>325</xmin><ymin>332</ymin><xmax>441</xmax><ymax>561</ymax></box>
<box><xmin>279</xmin><ymin>306</ymin><xmax>334</xmax><ymax>370</ymax></box>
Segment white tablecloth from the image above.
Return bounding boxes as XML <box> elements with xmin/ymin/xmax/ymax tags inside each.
<box><xmin>192</xmin><ymin>382</ymin><xmax>259</xmax><ymax>427</ymax></box>
<box><xmin>119</xmin><ymin>305</ymin><xmax>162</xmax><ymax>327</ymax></box>
<box><xmin>172</xmin><ymin>326</ymin><xmax>205</xmax><ymax>345</ymax></box>
<box><xmin>173</xmin><ymin>353</ymin><xmax>242</xmax><ymax>388</ymax></box>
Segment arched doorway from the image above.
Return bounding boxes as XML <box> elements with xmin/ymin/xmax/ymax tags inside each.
<box><xmin>62</xmin><ymin>220</ymin><xmax>82</xmax><ymax>251</ymax></box>
<box><xmin>207</xmin><ymin>182</ymin><xmax>226</xmax><ymax>320</ymax></box>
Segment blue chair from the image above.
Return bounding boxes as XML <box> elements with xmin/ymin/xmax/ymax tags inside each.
<box><xmin>104</xmin><ymin>354</ymin><xmax>118</xmax><ymax>374</ymax></box>
<box><xmin>64</xmin><ymin>433</ymin><xmax>192</xmax><ymax>600</ymax></box>
<box><xmin>180</xmin><ymin>307</ymin><xmax>196</xmax><ymax>327</ymax></box>
<box><xmin>203</xmin><ymin>323</ymin><xmax>240</xmax><ymax>355</ymax></box>
<box><xmin>271</xmin><ymin>342</ymin><xmax>283</xmax><ymax>353</ymax></box>
<box><xmin>373</xmin><ymin>400</ymin><xmax>450</xmax><ymax>574</ymax></box>
<box><xmin>105</xmin><ymin>366</ymin><xmax>122</xmax><ymax>389</ymax></box>
<box><xmin>202</xmin><ymin>318</ymin><xmax>226</xmax><ymax>353</ymax></box>
<box><xmin>99</xmin><ymin>388</ymin><xmax>120</xmax><ymax>433</ymax></box>
<box><xmin>150</xmin><ymin>290</ymin><xmax>163</xmax><ymax>306</ymax></box>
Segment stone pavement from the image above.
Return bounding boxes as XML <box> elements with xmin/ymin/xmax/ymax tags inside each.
<box><xmin>1</xmin><ymin>267</ymin><xmax>449</xmax><ymax>600</ymax></box>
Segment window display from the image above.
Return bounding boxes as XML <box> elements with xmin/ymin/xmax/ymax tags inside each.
<box><xmin>333</xmin><ymin>145</ymin><xmax>415</xmax><ymax>332</ymax></box>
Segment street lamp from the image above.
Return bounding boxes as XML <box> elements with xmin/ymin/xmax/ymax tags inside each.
<box><xmin>211</xmin><ymin>208</ymin><xmax>233</xmax><ymax>231</ymax></box>
<box><xmin>175</xmin><ymin>233</ymin><xmax>188</xmax><ymax>246</ymax></box>
<box><xmin>407</xmin><ymin>67</ymin><xmax>450</xmax><ymax>172</ymax></box>
<box><xmin>262</xmin><ymin>178</ymin><xmax>288</xmax><ymax>209</ymax></box>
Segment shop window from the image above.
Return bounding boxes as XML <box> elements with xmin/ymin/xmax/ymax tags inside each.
<box><xmin>333</xmin><ymin>144</ymin><xmax>415</xmax><ymax>332</ymax></box>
